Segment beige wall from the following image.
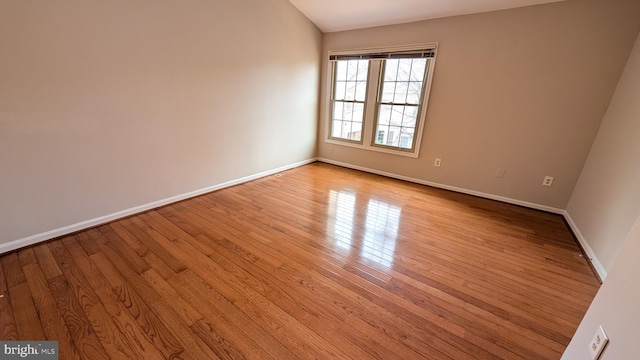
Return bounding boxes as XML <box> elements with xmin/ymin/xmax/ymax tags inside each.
<box><xmin>566</xmin><ymin>32</ymin><xmax>640</xmax><ymax>276</ymax></box>
<box><xmin>318</xmin><ymin>0</ymin><xmax>640</xmax><ymax>210</ymax></box>
<box><xmin>562</xmin><ymin>212</ymin><xmax>640</xmax><ymax>359</ymax></box>
<box><xmin>0</xmin><ymin>0</ymin><xmax>321</xmax><ymax>245</ymax></box>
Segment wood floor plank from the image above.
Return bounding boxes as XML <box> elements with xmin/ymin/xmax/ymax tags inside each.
<box><xmin>8</xmin><ymin>282</ymin><xmax>45</xmax><ymax>340</ymax></box>
<box><xmin>0</xmin><ymin>261</ymin><xmax>18</xmax><ymax>340</ymax></box>
<box><xmin>98</xmin><ymin>225</ymin><xmax>150</xmax><ymax>274</ymax></box>
<box><xmin>22</xmin><ymin>263</ymin><xmax>81</xmax><ymax>360</ymax></box>
<box><xmin>32</xmin><ymin>243</ymin><xmax>63</xmax><ymax>280</ymax></box>
<box><xmin>168</xmin><ymin>270</ymin><xmax>295</xmax><ymax>360</ymax></box>
<box><xmin>46</xmin><ymin>274</ymin><xmax>109</xmax><ymax>360</ymax></box>
<box><xmin>62</xmin><ymin>237</ymin><xmax>166</xmax><ymax>360</ymax></box>
<box><xmin>146</xmin><ymin>299</ymin><xmax>219</xmax><ymax>360</ymax></box>
<box><xmin>17</xmin><ymin>248</ymin><xmax>37</xmax><ymax>267</ymax></box>
<box><xmin>89</xmin><ymin>251</ymin><xmax>185</xmax><ymax>359</ymax></box>
<box><xmin>170</xmin><ymin>269</ymin><xmax>313</xmax><ymax>360</ymax></box>
<box><xmin>75</xmin><ymin>230</ymin><xmax>103</xmax><ymax>256</ymax></box>
<box><xmin>51</xmin><ymin>239</ymin><xmax>147</xmax><ymax>360</ymax></box>
<box><xmin>0</xmin><ymin>162</ymin><xmax>600</xmax><ymax>359</ymax></box>
<box><xmin>121</xmin><ymin>216</ymin><xmax>187</xmax><ymax>275</ymax></box>
<box><xmin>140</xmin><ymin>269</ymin><xmax>201</xmax><ymax>326</ymax></box>
<box><xmin>1</xmin><ymin>253</ymin><xmax>26</xmax><ymax>288</ymax></box>
<box><xmin>108</xmin><ymin>220</ymin><xmax>148</xmax><ymax>256</ymax></box>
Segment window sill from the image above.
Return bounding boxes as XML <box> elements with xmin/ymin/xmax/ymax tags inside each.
<box><xmin>325</xmin><ymin>138</ymin><xmax>420</xmax><ymax>158</ymax></box>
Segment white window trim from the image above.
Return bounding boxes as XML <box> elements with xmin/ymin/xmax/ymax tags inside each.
<box><xmin>324</xmin><ymin>43</ymin><xmax>438</xmax><ymax>158</ymax></box>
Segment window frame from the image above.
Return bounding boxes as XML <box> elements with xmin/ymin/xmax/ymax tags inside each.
<box><xmin>324</xmin><ymin>43</ymin><xmax>438</xmax><ymax>158</ymax></box>
<box><xmin>327</xmin><ymin>59</ymin><xmax>371</xmax><ymax>144</ymax></box>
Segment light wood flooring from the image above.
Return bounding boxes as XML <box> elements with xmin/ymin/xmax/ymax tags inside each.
<box><xmin>0</xmin><ymin>162</ymin><xmax>600</xmax><ymax>359</ymax></box>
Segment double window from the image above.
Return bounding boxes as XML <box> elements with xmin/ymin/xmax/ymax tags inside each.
<box><xmin>327</xmin><ymin>45</ymin><xmax>437</xmax><ymax>157</ymax></box>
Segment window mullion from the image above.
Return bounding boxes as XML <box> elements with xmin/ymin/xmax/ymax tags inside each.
<box><xmin>362</xmin><ymin>60</ymin><xmax>382</xmax><ymax>147</ymax></box>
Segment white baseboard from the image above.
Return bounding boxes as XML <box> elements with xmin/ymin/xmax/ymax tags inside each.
<box><xmin>562</xmin><ymin>211</ymin><xmax>608</xmax><ymax>281</ymax></box>
<box><xmin>317</xmin><ymin>158</ymin><xmax>564</xmax><ymax>214</ymax></box>
<box><xmin>6</xmin><ymin>156</ymin><xmax>606</xmax><ymax>283</ymax></box>
<box><xmin>0</xmin><ymin>158</ymin><xmax>317</xmax><ymax>255</ymax></box>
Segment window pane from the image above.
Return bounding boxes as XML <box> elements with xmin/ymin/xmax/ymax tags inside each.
<box><xmin>375</xmin><ymin>125</ymin><xmax>388</xmax><ymax>145</ymax></box>
<box><xmin>333</xmin><ymin>101</ymin><xmax>344</xmax><ymax>120</ymax></box>
<box><xmin>397</xmin><ymin>59</ymin><xmax>412</xmax><ymax>81</ymax></box>
<box><xmin>390</xmin><ymin>105</ymin><xmax>404</xmax><ymax>126</ymax></box>
<box><xmin>400</xmin><ymin>128</ymin><xmax>414</xmax><ymax>149</ymax></box>
<box><xmin>332</xmin><ymin>120</ymin><xmax>343</xmax><ymax>138</ymax></box>
<box><xmin>349</xmin><ymin>122</ymin><xmax>362</xmax><ymax>141</ymax></box>
<box><xmin>356</xmin><ymin>60</ymin><xmax>369</xmax><ymax>80</ymax></box>
<box><xmin>330</xmin><ymin>59</ymin><xmax>369</xmax><ymax>142</ymax></box>
<box><xmin>347</xmin><ymin>60</ymin><xmax>359</xmax><ymax>80</ymax></box>
<box><xmin>378</xmin><ymin>105</ymin><xmax>391</xmax><ymax>125</ymax></box>
<box><xmin>393</xmin><ymin>82</ymin><xmax>408</xmax><ymax>104</ymax></box>
<box><xmin>399</xmin><ymin>136</ymin><xmax>411</xmax><ymax>149</ymax></box>
<box><xmin>336</xmin><ymin>61</ymin><xmax>347</xmax><ymax>80</ymax></box>
<box><xmin>381</xmin><ymin>82</ymin><xmax>395</xmax><ymax>103</ymax></box>
<box><xmin>388</xmin><ymin>126</ymin><xmax>401</xmax><ymax>146</ymax></box>
<box><xmin>343</xmin><ymin>102</ymin><xmax>354</xmax><ymax>120</ymax></box>
<box><xmin>403</xmin><ymin>106</ymin><xmax>418</xmax><ymax>128</ymax></box>
<box><xmin>384</xmin><ymin>59</ymin><xmax>399</xmax><ymax>81</ymax></box>
<box><xmin>334</xmin><ymin>81</ymin><xmax>346</xmax><ymax>101</ymax></box>
<box><xmin>374</xmin><ymin>57</ymin><xmax>429</xmax><ymax>150</ymax></box>
<box><xmin>411</xmin><ymin>58</ymin><xmax>427</xmax><ymax>80</ymax></box>
<box><xmin>345</xmin><ymin>81</ymin><xmax>356</xmax><ymax>101</ymax></box>
<box><xmin>355</xmin><ymin>81</ymin><xmax>367</xmax><ymax>102</ymax></box>
<box><xmin>341</xmin><ymin>124</ymin><xmax>350</xmax><ymax>139</ymax></box>
<box><xmin>353</xmin><ymin>103</ymin><xmax>364</xmax><ymax>122</ymax></box>
<box><xmin>407</xmin><ymin>82</ymin><xmax>423</xmax><ymax>104</ymax></box>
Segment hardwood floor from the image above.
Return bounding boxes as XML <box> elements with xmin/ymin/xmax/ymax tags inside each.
<box><xmin>0</xmin><ymin>162</ymin><xmax>600</xmax><ymax>359</ymax></box>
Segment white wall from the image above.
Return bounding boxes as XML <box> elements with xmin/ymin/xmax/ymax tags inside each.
<box><xmin>0</xmin><ymin>0</ymin><xmax>321</xmax><ymax>246</ymax></box>
<box><xmin>318</xmin><ymin>0</ymin><xmax>640</xmax><ymax>210</ymax></box>
<box><xmin>566</xmin><ymin>32</ymin><xmax>640</xmax><ymax>277</ymax></box>
<box><xmin>562</xmin><ymin>212</ymin><xmax>640</xmax><ymax>359</ymax></box>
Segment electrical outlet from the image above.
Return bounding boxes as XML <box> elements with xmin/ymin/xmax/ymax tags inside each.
<box><xmin>588</xmin><ymin>326</ymin><xmax>608</xmax><ymax>360</ymax></box>
<box><xmin>434</xmin><ymin>158</ymin><xmax>442</xmax><ymax>167</ymax></box>
<box><xmin>496</xmin><ymin>168</ymin><xmax>506</xmax><ymax>178</ymax></box>
<box><xmin>542</xmin><ymin>176</ymin><xmax>554</xmax><ymax>187</ymax></box>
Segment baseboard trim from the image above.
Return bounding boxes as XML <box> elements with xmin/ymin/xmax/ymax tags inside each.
<box><xmin>6</xmin><ymin>156</ymin><xmax>607</xmax><ymax>282</ymax></box>
<box><xmin>562</xmin><ymin>211</ymin><xmax>607</xmax><ymax>281</ymax></box>
<box><xmin>317</xmin><ymin>158</ymin><xmax>564</xmax><ymax>214</ymax></box>
<box><xmin>0</xmin><ymin>158</ymin><xmax>317</xmax><ymax>255</ymax></box>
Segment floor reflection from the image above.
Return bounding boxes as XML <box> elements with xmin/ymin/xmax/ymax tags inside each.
<box><xmin>362</xmin><ymin>199</ymin><xmax>400</xmax><ymax>267</ymax></box>
<box><xmin>327</xmin><ymin>190</ymin><xmax>400</xmax><ymax>268</ymax></box>
<box><xmin>327</xmin><ymin>190</ymin><xmax>356</xmax><ymax>249</ymax></box>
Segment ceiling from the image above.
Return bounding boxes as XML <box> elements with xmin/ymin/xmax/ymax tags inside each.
<box><xmin>287</xmin><ymin>0</ymin><xmax>566</xmax><ymax>33</ymax></box>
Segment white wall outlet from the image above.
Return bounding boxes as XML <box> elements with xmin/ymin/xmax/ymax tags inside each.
<box><xmin>434</xmin><ymin>158</ymin><xmax>442</xmax><ymax>167</ymax></box>
<box><xmin>542</xmin><ymin>176</ymin><xmax>554</xmax><ymax>186</ymax></box>
<box><xmin>495</xmin><ymin>168</ymin><xmax>506</xmax><ymax>178</ymax></box>
<box><xmin>588</xmin><ymin>325</ymin><xmax>609</xmax><ymax>360</ymax></box>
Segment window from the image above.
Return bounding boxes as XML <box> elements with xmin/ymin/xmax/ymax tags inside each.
<box><xmin>327</xmin><ymin>44</ymin><xmax>437</xmax><ymax>157</ymax></box>
<box><xmin>330</xmin><ymin>60</ymin><xmax>369</xmax><ymax>142</ymax></box>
